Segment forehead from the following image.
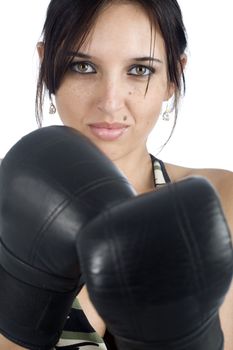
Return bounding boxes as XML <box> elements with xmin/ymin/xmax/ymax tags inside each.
<box><xmin>79</xmin><ymin>2</ymin><xmax>166</xmax><ymax>60</ymax></box>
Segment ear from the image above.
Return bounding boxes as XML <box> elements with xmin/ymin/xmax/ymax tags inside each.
<box><xmin>164</xmin><ymin>53</ymin><xmax>188</xmax><ymax>101</ymax></box>
<box><xmin>164</xmin><ymin>82</ymin><xmax>175</xmax><ymax>102</ymax></box>
<box><xmin>37</xmin><ymin>42</ymin><xmax>45</xmax><ymax>63</ymax></box>
<box><xmin>180</xmin><ymin>53</ymin><xmax>188</xmax><ymax>72</ymax></box>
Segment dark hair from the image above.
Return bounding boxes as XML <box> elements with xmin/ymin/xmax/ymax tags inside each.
<box><xmin>36</xmin><ymin>0</ymin><xmax>187</xmax><ymax>144</ymax></box>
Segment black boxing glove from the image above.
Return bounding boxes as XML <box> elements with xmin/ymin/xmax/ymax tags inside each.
<box><xmin>0</xmin><ymin>125</ymin><xmax>135</xmax><ymax>349</ymax></box>
<box><xmin>78</xmin><ymin>177</ymin><xmax>233</xmax><ymax>350</ymax></box>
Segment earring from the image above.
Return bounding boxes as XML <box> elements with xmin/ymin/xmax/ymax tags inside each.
<box><xmin>162</xmin><ymin>104</ymin><xmax>170</xmax><ymax>121</ymax></box>
<box><xmin>49</xmin><ymin>98</ymin><xmax>56</xmax><ymax>114</ymax></box>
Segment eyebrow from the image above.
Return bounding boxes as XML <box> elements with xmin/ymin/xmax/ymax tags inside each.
<box><xmin>67</xmin><ymin>51</ymin><xmax>163</xmax><ymax>64</ymax></box>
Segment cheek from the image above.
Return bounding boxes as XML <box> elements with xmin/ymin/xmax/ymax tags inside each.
<box><xmin>55</xmin><ymin>78</ymin><xmax>97</xmax><ymax>119</ymax></box>
<box><xmin>130</xmin><ymin>83</ymin><xmax>166</xmax><ymax>128</ymax></box>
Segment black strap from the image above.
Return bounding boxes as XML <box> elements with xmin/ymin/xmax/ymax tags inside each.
<box><xmin>150</xmin><ymin>154</ymin><xmax>171</xmax><ymax>184</ymax></box>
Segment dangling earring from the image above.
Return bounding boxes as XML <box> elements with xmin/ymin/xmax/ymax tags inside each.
<box><xmin>162</xmin><ymin>104</ymin><xmax>170</xmax><ymax>121</ymax></box>
<box><xmin>49</xmin><ymin>97</ymin><xmax>56</xmax><ymax>114</ymax></box>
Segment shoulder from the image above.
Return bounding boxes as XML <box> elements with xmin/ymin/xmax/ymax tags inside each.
<box><xmin>164</xmin><ymin>161</ymin><xmax>231</xmax><ymax>181</ymax></box>
<box><xmin>164</xmin><ymin>161</ymin><xmax>233</xmax><ymax>189</ymax></box>
<box><xmin>164</xmin><ymin>162</ymin><xmax>233</xmax><ymax>234</ymax></box>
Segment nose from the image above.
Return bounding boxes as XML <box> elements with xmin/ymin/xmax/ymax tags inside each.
<box><xmin>97</xmin><ymin>76</ymin><xmax>126</xmax><ymax>117</ymax></box>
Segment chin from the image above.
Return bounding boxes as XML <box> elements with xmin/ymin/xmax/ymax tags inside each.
<box><xmin>92</xmin><ymin>141</ymin><xmax>126</xmax><ymax>162</ymax></box>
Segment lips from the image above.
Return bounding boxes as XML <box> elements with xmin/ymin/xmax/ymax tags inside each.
<box><xmin>90</xmin><ymin>122</ymin><xmax>128</xmax><ymax>129</ymax></box>
<box><xmin>88</xmin><ymin>122</ymin><xmax>129</xmax><ymax>141</ymax></box>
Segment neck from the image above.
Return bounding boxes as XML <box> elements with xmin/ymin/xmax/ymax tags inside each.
<box><xmin>112</xmin><ymin>148</ymin><xmax>155</xmax><ymax>194</ymax></box>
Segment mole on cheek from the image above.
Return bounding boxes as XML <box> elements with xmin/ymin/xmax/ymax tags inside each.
<box><xmin>128</xmin><ymin>91</ymin><xmax>132</xmax><ymax>95</ymax></box>
<box><xmin>123</xmin><ymin>116</ymin><xmax>127</xmax><ymax>121</ymax></box>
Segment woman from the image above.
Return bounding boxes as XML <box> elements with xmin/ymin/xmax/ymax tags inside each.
<box><xmin>0</xmin><ymin>0</ymin><xmax>232</xmax><ymax>349</ymax></box>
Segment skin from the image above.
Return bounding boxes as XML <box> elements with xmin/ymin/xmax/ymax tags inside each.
<box><xmin>55</xmin><ymin>2</ymin><xmax>174</xmax><ymax>194</ymax></box>
<box><xmin>1</xmin><ymin>2</ymin><xmax>233</xmax><ymax>349</ymax></box>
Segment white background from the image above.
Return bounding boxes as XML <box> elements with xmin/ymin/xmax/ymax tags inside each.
<box><xmin>0</xmin><ymin>1</ymin><xmax>232</xmax><ymax>170</ymax></box>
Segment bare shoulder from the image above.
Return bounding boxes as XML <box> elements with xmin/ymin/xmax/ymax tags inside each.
<box><xmin>164</xmin><ymin>161</ymin><xmax>233</xmax><ymax>185</ymax></box>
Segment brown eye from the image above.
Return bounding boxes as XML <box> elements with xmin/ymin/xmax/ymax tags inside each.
<box><xmin>135</xmin><ymin>66</ymin><xmax>147</xmax><ymax>75</ymax></box>
<box><xmin>128</xmin><ymin>65</ymin><xmax>155</xmax><ymax>77</ymax></box>
<box><xmin>78</xmin><ymin>63</ymin><xmax>89</xmax><ymax>72</ymax></box>
<box><xmin>69</xmin><ymin>61</ymin><xmax>96</xmax><ymax>74</ymax></box>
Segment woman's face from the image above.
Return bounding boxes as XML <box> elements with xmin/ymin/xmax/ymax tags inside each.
<box><xmin>55</xmin><ymin>2</ymin><xmax>173</xmax><ymax>161</ymax></box>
